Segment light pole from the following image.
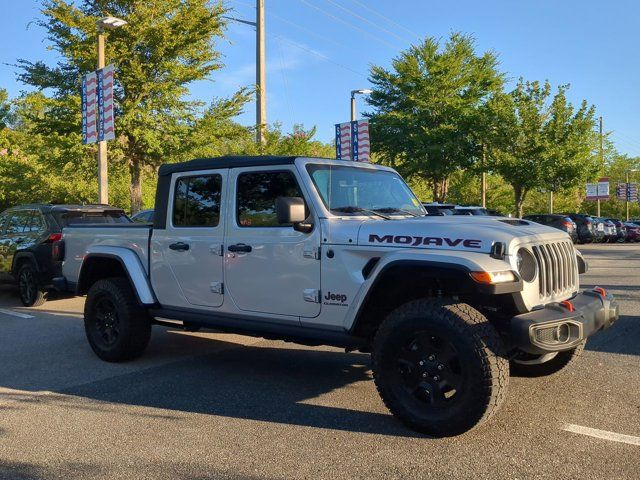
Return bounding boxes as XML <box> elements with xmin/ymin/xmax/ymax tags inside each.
<box><xmin>350</xmin><ymin>89</ymin><xmax>372</xmax><ymax>122</ymax></box>
<box><xmin>96</xmin><ymin>16</ymin><xmax>127</xmax><ymax>205</ymax></box>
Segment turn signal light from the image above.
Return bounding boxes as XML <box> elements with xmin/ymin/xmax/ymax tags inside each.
<box><xmin>470</xmin><ymin>270</ymin><xmax>516</xmax><ymax>285</ymax></box>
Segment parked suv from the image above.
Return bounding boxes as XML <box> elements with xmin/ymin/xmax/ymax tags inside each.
<box><xmin>0</xmin><ymin>204</ymin><xmax>130</xmax><ymax>306</ymax></box>
<box><xmin>563</xmin><ymin>213</ymin><xmax>595</xmax><ymax>244</ymax></box>
<box><xmin>522</xmin><ymin>214</ymin><xmax>578</xmax><ymax>243</ymax></box>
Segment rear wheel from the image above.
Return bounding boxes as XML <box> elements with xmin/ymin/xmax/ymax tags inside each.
<box><xmin>18</xmin><ymin>264</ymin><xmax>46</xmax><ymax>307</ymax></box>
<box><xmin>510</xmin><ymin>341</ymin><xmax>586</xmax><ymax>377</ymax></box>
<box><xmin>84</xmin><ymin>277</ymin><xmax>152</xmax><ymax>362</ymax></box>
<box><xmin>372</xmin><ymin>299</ymin><xmax>509</xmax><ymax>436</ymax></box>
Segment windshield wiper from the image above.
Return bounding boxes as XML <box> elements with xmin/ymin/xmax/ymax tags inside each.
<box><xmin>331</xmin><ymin>206</ymin><xmax>391</xmax><ymax>220</ymax></box>
<box><xmin>373</xmin><ymin>207</ymin><xmax>422</xmax><ymax>217</ymax></box>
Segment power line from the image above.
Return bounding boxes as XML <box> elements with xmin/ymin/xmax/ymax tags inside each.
<box><xmin>348</xmin><ymin>0</ymin><xmax>421</xmax><ymax>40</ymax></box>
<box><xmin>322</xmin><ymin>0</ymin><xmax>409</xmax><ymax>43</ymax></box>
<box><xmin>275</xmin><ymin>36</ymin><xmax>295</xmax><ymax>125</ymax></box>
<box><xmin>297</xmin><ymin>0</ymin><xmax>399</xmax><ymax>49</ymax></box>
<box><xmin>270</xmin><ymin>33</ymin><xmax>368</xmax><ymax>78</ymax></box>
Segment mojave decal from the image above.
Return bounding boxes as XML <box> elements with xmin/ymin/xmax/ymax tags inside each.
<box><xmin>368</xmin><ymin>234</ymin><xmax>482</xmax><ymax>249</ymax></box>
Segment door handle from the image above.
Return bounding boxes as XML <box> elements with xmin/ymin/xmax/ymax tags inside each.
<box><xmin>227</xmin><ymin>243</ymin><xmax>252</xmax><ymax>253</ymax></box>
<box><xmin>169</xmin><ymin>242</ymin><xmax>190</xmax><ymax>251</ymax></box>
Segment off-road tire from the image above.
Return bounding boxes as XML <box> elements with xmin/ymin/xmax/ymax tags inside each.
<box><xmin>372</xmin><ymin>299</ymin><xmax>509</xmax><ymax>436</ymax></box>
<box><xmin>510</xmin><ymin>340</ymin><xmax>586</xmax><ymax>377</ymax></box>
<box><xmin>84</xmin><ymin>277</ymin><xmax>152</xmax><ymax>362</ymax></box>
<box><xmin>18</xmin><ymin>263</ymin><xmax>47</xmax><ymax>307</ymax></box>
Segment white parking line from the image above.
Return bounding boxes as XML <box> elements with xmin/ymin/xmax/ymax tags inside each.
<box><xmin>0</xmin><ymin>308</ymin><xmax>34</xmax><ymax>319</ymax></box>
<box><xmin>563</xmin><ymin>424</ymin><xmax>640</xmax><ymax>446</ymax></box>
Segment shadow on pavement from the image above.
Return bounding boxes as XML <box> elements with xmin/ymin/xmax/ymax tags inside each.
<box><xmin>0</xmin><ymin>326</ymin><xmax>416</xmax><ymax>438</ymax></box>
<box><xmin>586</xmin><ymin>314</ymin><xmax>640</xmax><ymax>357</ymax></box>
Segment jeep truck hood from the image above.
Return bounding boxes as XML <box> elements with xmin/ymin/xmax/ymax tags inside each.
<box><xmin>357</xmin><ymin>216</ymin><xmax>568</xmax><ymax>253</ymax></box>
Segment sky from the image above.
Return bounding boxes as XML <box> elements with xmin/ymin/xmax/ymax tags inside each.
<box><xmin>1</xmin><ymin>0</ymin><xmax>639</xmax><ymax>156</ymax></box>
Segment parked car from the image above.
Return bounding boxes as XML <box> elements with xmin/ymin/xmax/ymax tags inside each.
<box><xmin>131</xmin><ymin>209</ymin><xmax>154</xmax><ymax>223</ymax></box>
<box><xmin>562</xmin><ymin>213</ymin><xmax>595</xmax><ymax>244</ymax></box>
<box><xmin>589</xmin><ymin>217</ymin><xmax>605</xmax><ymax>243</ymax></box>
<box><xmin>624</xmin><ymin>222</ymin><xmax>640</xmax><ymax>242</ymax></box>
<box><xmin>452</xmin><ymin>206</ymin><xmax>492</xmax><ymax>216</ymax></box>
<box><xmin>421</xmin><ymin>202</ymin><xmax>456</xmax><ymax>215</ymax></box>
<box><xmin>604</xmin><ymin>218</ymin><xmax>627</xmax><ymax>243</ymax></box>
<box><xmin>523</xmin><ymin>214</ymin><xmax>578</xmax><ymax>243</ymax></box>
<box><xmin>0</xmin><ymin>204</ymin><xmax>130</xmax><ymax>306</ymax></box>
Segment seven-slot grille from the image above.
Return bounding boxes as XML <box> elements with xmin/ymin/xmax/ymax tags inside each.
<box><xmin>531</xmin><ymin>241</ymin><xmax>578</xmax><ymax>299</ymax></box>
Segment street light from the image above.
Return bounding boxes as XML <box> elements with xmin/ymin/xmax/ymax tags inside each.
<box><xmin>96</xmin><ymin>15</ymin><xmax>127</xmax><ymax>205</ymax></box>
<box><xmin>350</xmin><ymin>89</ymin><xmax>372</xmax><ymax>122</ymax></box>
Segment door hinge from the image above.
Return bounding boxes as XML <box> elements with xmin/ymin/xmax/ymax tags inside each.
<box><xmin>303</xmin><ymin>289</ymin><xmax>320</xmax><ymax>303</ymax></box>
<box><xmin>210</xmin><ymin>244</ymin><xmax>223</xmax><ymax>256</ymax></box>
<box><xmin>210</xmin><ymin>282</ymin><xmax>224</xmax><ymax>294</ymax></box>
<box><xmin>303</xmin><ymin>246</ymin><xmax>321</xmax><ymax>260</ymax></box>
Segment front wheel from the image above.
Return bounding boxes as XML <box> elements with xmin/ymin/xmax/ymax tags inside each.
<box><xmin>372</xmin><ymin>299</ymin><xmax>509</xmax><ymax>436</ymax></box>
<box><xmin>18</xmin><ymin>264</ymin><xmax>47</xmax><ymax>307</ymax></box>
<box><xmin>84</xmin><ymin>277</ymin><xmax>152</xmax><ymax>362</ymax></box>
<box><xmin>510</xmin><ymin>341</ymin><xmax>586</xmax><ymax>377</ymax></box>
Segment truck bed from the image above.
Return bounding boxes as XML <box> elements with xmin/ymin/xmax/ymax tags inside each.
<box><xmin>62</xmin><ymin>224</ymin><xmax>152</xmax><ymax>286</ymax></box>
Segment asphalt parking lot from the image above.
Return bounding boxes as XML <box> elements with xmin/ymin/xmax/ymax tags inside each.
<box><xmin>0</xmin><ymin>244</ymin><xmax>638</xmax><ymax>480</ymax></box>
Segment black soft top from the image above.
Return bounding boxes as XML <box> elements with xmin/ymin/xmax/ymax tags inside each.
<box><xmin>158</xmin><ymin>155</ymin><xmax>298</xmax><ymax>177</ymax></box>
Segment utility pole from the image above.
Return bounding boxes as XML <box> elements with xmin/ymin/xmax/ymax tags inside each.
<box><xmin>256</xmin><ymin>0</ymin><xmax>266</xmax><ymax>145</ymax></box>
<box><xmin>96</xmin><ymin>28</ymin><xmax>108</xmax><ymax>204</ymax></box>
<box><xmin>548</xmin><ymin>191</ymin><xmax>554</xmax><ymax>214</ymax></box>
<box><xmin>598</xmin><ymin>116</ymin><xmax>603</xmax><ymax>217</ymax></box>
<box><xmin>481</xmin><ymin>144</ymin><xmax>487</xmax><ymax>208</ymax></box>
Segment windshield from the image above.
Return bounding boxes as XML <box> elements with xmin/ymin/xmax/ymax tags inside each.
<box><xmin>306</xmin><ymin>164</ymin><xmax>425</xmax><ymax>216</ymax></box>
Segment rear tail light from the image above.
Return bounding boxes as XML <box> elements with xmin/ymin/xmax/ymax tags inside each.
<box><xmin>562</xmin><ymin>221</ymin><xmax>573</xmax><ymax>228</ymax></box>
<box><xmin>45</xmin><ymin>233</ymin><xmax>62</xmax><ymax>243</ymax></box>
<box><xmin>52</xmin><ymin>239</ymin><xmax>65</xmax><ymax>262</ymax></box>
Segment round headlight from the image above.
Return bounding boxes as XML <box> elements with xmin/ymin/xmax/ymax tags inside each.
<box><xmin>516</xmin><ymin>248</ymin><xmax>537</xmax><ymax>282</ymax></box>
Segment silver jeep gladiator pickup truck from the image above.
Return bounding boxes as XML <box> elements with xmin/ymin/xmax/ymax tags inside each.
<box><xmin>56</xmin><ymin>155</ymin><xmax>619</xmax><ymax>436</ymax></box>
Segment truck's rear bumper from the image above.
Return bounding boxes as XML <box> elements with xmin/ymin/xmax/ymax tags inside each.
<box><xmin>510</xmin><ymin>288</ymin><xmax>618</xmax><ymax>354</ymax></box>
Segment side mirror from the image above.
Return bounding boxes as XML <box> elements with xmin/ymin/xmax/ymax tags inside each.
<box><xmin>276</xmin><ymin>197</ymin><xmax>307</xmax><ymax>224</ymax></box>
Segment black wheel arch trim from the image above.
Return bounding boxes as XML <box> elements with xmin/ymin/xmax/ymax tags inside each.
<box><xmin>349</xmin><ymin>259</ymin><xmax>523</xmax><ymax>334</ymax></box>
<box><xmin>12</xmin><ymin>251</ymin><xmax>39</xmax><ymax>274</ymax></box>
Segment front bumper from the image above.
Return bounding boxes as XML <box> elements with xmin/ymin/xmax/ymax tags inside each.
<box><xmin>511</xmin><ymin>289</ymin><xmax>619</xmax><ymax>354</ymax></box>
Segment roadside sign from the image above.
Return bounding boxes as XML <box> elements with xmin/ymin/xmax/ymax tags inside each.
<box><xmin>335</xmin><ymin>119</ymin><xmax>370</xmax><ymax>162</ymax></box>
<box><xmin>586</xmin><ymin>177</ymin><xmax>609</xmax><ymax>201</ymax></box>
<box><xmin>585</xmin><ymin>183</ymin><xmax>598</xmax><ymax>200</ymax></box>
<box><xmin>81</xmin><ymin>71</ymin><xmax>98</xmax><ymax>144</ymax></box>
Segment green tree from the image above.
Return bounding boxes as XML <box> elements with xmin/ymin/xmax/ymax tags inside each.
<box><xmin>367</xmin><ymin>33</ymin><xmax>504</xmax><ymax>201</ymax></box>
<box><xmin>18</xmin><ymin>0</ymin><xmax>249</xmax><ymax>213</ymax></box>
<box><xmin>486</xmin><ymin>79</ymin><xmax>599</xmax><ymax>217</ymax></box>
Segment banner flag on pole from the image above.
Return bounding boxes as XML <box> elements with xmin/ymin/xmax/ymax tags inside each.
<box><xmin>351</xmin><ymin>120</ymin><xmax>359</xmax><ymax>161</ymax></box>
<box><xmin>355</xmin><ymin>120</ymin><xmax>370</xmax><ymax>162</ymax></box>
<box><xmin>334</xmin><ymin>119</ymin><xmax>370</xmax><ymax>161</ymax></box>
<box><xmin>335</xmin><ymin>122</ymin><xmax>352</xmax><ymax>160</ymax></box>
<box><xmin>98</xmin><ymin>64</ymin><xmax>115</xmax><ymax>142</ymax></box>
<box><xmin>81</xmin><ymin>71</ymin><xmax>98</xmax><ymax>144</ymax></box>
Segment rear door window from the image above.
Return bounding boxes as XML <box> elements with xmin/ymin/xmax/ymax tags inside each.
<box><xmin>5</xmin><ymin>211</ymin><xmax>31</xmax><ymax>234</ymax></box>
<box><xmin>172</xmin><ymin>174</ymin><xmax>223</xmax><ymax>227</ymax></box>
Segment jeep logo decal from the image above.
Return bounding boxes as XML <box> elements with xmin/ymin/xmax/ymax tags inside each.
<box><xmin>323</xmin><ymin>291</ymin><xmax>348</xmax><ymax>306</ymax></box>
<box><xmin>368</xmin><ymin>234</ymin><xmax>481</xmax><ymax>249</ymax></box>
